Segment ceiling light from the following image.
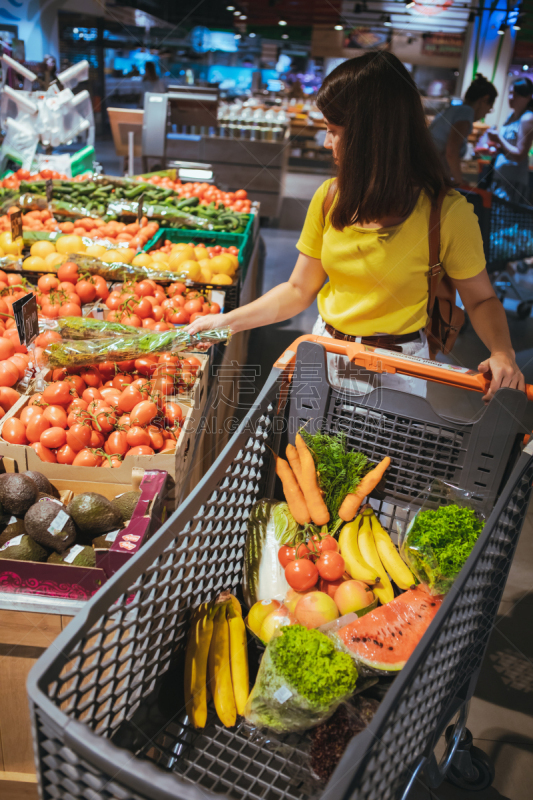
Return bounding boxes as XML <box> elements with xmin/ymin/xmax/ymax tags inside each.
<box><xmin>233</xmin><ymin>10</ymin><xmax>241</xmax><ymax>15</ymax></box>
<box><xmin>234</xmin><ymin>33</ymin><xmax>241</xmax><ymax>39</ymax></box>
<box><xmin>524</xmin><ymin>64</ymin><xmax>529</xmax><ymax>70</ymax></box>
<box><xmin>239</xmin><ymin>15</ymin><xmax>247</xmax><ymax>20</ymax></box>
<box><xmin>497</xmin><ymin>21</ymin><xmax>507</xmax><ymax>35</ymax></box>
<box><xmin>249</xmin><ymin>32</ymin><xmax>256</xmax><ymax>37</ymax></box>
<box><xmin>281</xmin><ymin>34</ymin><xmax>289</xmax><ymax>39</ymax></box>
<box><xmin>226</xmin><ymin>5</ymin><xmax>235</xmax><ymax>9</ymax></box>
<box><xmin>334</xmin><ymin>24</ymin><xmax>343</xmax><ymax>30</ymax></box>
<box><xmin>514</xmin><ymin>13</ymin><xmax>526</xmax><ymax>30</ymax></box>
<box><xmin>278</xmin><ymin>20</ymin><xmax>287</xmax><ymax>26</ymax></box>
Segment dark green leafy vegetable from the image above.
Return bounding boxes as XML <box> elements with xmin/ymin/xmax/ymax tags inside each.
<box><xmin>401</xmin><ymin>504</ymin><xmax>484</xmax><ymax>595</ymax></box>
<box><xmin>301</xmin><ymin>431</ymin><xmax>369</xmax><ymax>531</ymax></box>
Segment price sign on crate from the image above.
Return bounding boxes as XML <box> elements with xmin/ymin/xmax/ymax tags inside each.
<box><xmin>13</xmin><ymin>292</ymin><xmax>39</xmax><ymax>346</ymax></box>
<box><xmin>9</xmin><ymin>208</ymin><xmax>23</xmax><ymax>241</ymax></box>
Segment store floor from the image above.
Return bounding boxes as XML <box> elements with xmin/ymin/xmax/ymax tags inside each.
<box><xmin>251</xmin><ymin>227</ymin><xmax>533</xmax><ymax>800</ymax></box>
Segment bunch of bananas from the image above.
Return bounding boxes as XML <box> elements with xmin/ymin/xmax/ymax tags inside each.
<box><xmin>338</xmin><ymin>506</ymin><xmax>415</xmax><ymax>604</ymax></box>
<box><xmin>184</xmin><ymin>593</ymin><xmax>249</xmax><ymax>728</ymax></box>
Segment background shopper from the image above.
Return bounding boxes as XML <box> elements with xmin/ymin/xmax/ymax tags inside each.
<box><xmin>489</xmin><ymin>77</ymin><xmax>533</xmax><ymax>203</ymax></box>
<box><xmin>188</xmin><ymin>53</ymin><xmax>524</xmax><ymax>400</ymax></box>
<box><xmin>430</xmin><ymin>74</ymin><xmax>497</xmax><ymax>185</ymax></box>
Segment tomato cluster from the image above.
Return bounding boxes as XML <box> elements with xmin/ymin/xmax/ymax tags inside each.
<box><xmin>35</xmin><ymin>269</ymin><xmax>109</xmax><ymax>319</ymax></box>
<box><xmin>105</xmin><ymin>278</ymin><xmax>220</xmax><ymax>328</ymax></box>
<box><xmin>0</xmin><ymin>208</ymin><xmax>59</xmax><ymax>234</ymax></box>
<box><xmin>142</xmin><ymin>175</ymin><xmax>251</xmax><ymax>213</ymax></box>
<box><xmin>0</xmin><ymin>168</ymin><xmax>69</xmax><ymax>190</ymax></box>
<box><xmin>278</xmin><ymin>534</ymin><xmax>347</xmax><ymax>592</ymax></box>
<box><xmin>57</xmin><ymin>218</ymin><xmax>158</xmax><ymax>249</ymax></box>
<box><xmin>1</xmin><ymin>347</ymin><xmax>201</xmax><ymax>466</ymax></box>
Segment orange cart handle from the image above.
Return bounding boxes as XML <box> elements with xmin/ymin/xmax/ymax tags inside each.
<box><xmin>274</xmin><ymin>335</ymin><xmax>533</xmax><ymax>401</ymax></box>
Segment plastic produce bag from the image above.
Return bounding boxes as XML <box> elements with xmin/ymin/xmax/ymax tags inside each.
<box><xmin>43</xmin><ymin>327</ymin><xmax>230</xmax><ymax>367</ymax></box>
<box><xmin>0</xmin><ymin>115</ymin><xmax>39</xmax><ymax>172</ymax></box>
<box><xmin>53</xmin><ymin>317</ymin><xmax>143</xmax><ymax>340</ymax></box>
<box><xmin>244</xmin><ymin>625</ymin><xmax>358</xmax><ymax>733</ymax></box>
<box><xmin>67</xmin><ymin>254</ymin><xmax>178</xmax><ymax>283</ymax></box>
<box><xmin>398</xmin><ymin>480</ymin><xmax>486</xmax><ymax>596</ymax></box>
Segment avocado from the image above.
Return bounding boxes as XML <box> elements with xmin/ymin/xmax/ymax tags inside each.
<box><xmin>0</xmin><ymin>474</ymin><xmax>38</xmax><ymax>516</ymax></box>
<box><xmin>24</xmin><ymin>498</ymin><xmax>76</xmax><ymax>553</ymax></box>
<box><xmin>67</xmin><ymin>493</ymin><xmax>122</xmax><ymax>538</ymax></box>
<box><xmin>24</xmin><ymin>471</ymin><xmax>60</xmax><ymax>499</ymax></box>
<box><xmin>47</xmin><ymin>545</ymin><xmax>96</xmax><ymax>568</ymax></box>
<box><xmin>0</xmin><ymin>534</ymin><xmax>47</xmax><ymax>562</ymax></box>
<box><xmin>0</xmin><ymin>517</ymin><xmax>25</xmax><ymax>548</ymax></box>
<box><xmin>111</xmin><ymin>490</ymin><xmax>142</xmax><ymax>522</ymax></box>
<box><xmin>92</xmin><ymin>529</ymin><xmax>121</xmax><ymax>549</ymax></box>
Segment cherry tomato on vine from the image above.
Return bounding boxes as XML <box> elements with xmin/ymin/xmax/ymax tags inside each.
<box><xmin>285</xmin><ymin>559</ymin><xmax>319</xmax><ymax>592</ymax></box>
<box><xmin>316</xmin><ymin>551</ymin><xmax>345</xmax><ymax>581</ymax></box>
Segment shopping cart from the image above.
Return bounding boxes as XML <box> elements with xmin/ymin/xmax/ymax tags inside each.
<box><xmin>460</xmin><ymin>186</ymin><xmax>533</xmax><ymax>318</ymax></box>
<box><xmin>27</xmin><ymin>337</ymin><xmax>533</xmax><ymax>800</ymax></box>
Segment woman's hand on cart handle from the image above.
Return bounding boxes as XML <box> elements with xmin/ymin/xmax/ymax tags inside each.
<box><xmin>478</xmin><ymin>351</ymin><xmax>525</xmax><ymax>402</ymax></box>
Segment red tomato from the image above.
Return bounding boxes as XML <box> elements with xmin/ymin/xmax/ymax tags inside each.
<box><xmin>105</xmin><ymin>430</ymin><xmax>129</xmax><ymax>456</ymax></box>
<box><xmin>0</xmin><ymin>360</ymin><xmax>19</xmax><ymax>387</ymax></box>
<box><xmin>106</xmin><ymin>292</ymin><xmax>122</xmax><ymax>311</ymax></box>
<box><xmin>90</xmin><ymin>430</ymin><xmax>105</xmax><ymax>448</ymax></box>
<box><xmin>184</xmin><ymin>299</ymin><xmax>202</xmax><ymax>315</ymax></box>
<box><xmin>57</xmin><ymin>262</ymin><xmax>79</xmax><ymax>284</ymax></box>
<box><xmin>210</xmin><ymin>303</ymin><xmax>221</xmax><ymax>314</ymax></box>
<box><xmin>126</xmin><ymin>426</ymin><xmax>151</xmax><ymax>447</ymax></box>
<box><xmin>67</xmin><ymin>398</ymin><xmax>88</xmax><ymax>414</ymax></box>
<box><xmin>98</xmin><ymin>361</ymin><xmax>116</xmax><ymax>382</ymax></box>
<box><xmin>126</xmin><ymin>445</ymin><xmax>155</xmax><ymax>456</ymax></box>
<box><xmin>82</xmin><ymin>387</ymin><xmax>103</xmax><ymax>404</ymax></box>
<box><xmin>40</xmin><ymin>426</ymin><xmax>67</xmax><ymax>449</ymax></box>
<box><xmin>316</xmin><ymin>551</ymin><xmax>345</xmax><ymax>581</ymax></box>
<box><xmin>43</xmin><ymin>381</ymin><xmax>72</xmax><ymax>406</ymax></box>
<box><xmin>26</xmin><ymin>415</ymin><xmax>50</xmax><ymax>443</ymax></box>
<box><xmin>189</xmin><ymin>312</ymin><xmax>203</xmax><ymax>323</ymax></box>
<box><xmin>163</xmin><ymin>402</ymin><xmax>183</xmax><ymax>426</ymax></box>
<box><xmin>0</xmin><ymin>338</ymin><xmax>15</xmax><ymax>360</ymax></box>
<box><xmin>42</xmin><ymin>405</ymin><xmax>68</xmax><ymax>429</ymax></box>
<box><xmin>100</xmin><ymin>387</ymin><xmax>122</xmax><ymax>406</ymax></box>
<box><xmin>31</xmin><ymin>442</ymin><xmax>57</xmax><ymax>463</ymax></box>
<box><xmin>169</xmin><ymin>310</ymin><xmax>190</xmax><ymax>325</ymax></box>
<box><xmin>112</xmin><ymin>373</ymin><xmax>133</xmax><ymax>390</ymax></box>
<box><xmin>95</xmin><ymin>408</ymin><xmax>117</xmax><ymax>433</ymax></box>
<box><xmin>101</xmin><ymin>456</ymin><xmax>123</xmax><ymax>468</ymax></box>
<box><xmin>131</xmin><ymin>297</ymin><xmax>152</xmax><ymax>319</ymax></box>
<box><xmin>121</xmin><ymin>313</ymin><xmax>142</xmax><ymax>327</ymax></box>
<box><xmin>117</xmin><ymin>359</ymin><xmax>136</xmax><ymax>373</ymax></box>
<box><xmin>135</xmin><ymin>280</ymin><xmax>155</xmax><ymax>297</ymax></box>
<box><xmin>92</xmin><ymin>275</ymin><xmax>109</xmax><ymax>301</ymax></box>
<box><xmin>2</xmin><ymin>418</ymin><xmax>28</xmax><ymax>445</ymax></box>
<box><xmin>285</xmin><ymin>559</ymin><xmax>319</xmax><ymax>592</ymax></box>
<box><xmin>76</xmin><ymin>279</ymin><xmax>97</xmax><ymax>304</ymax></box>
<box><xmin>134</xmin><ymin>357</ymin><xmax>158</xmax><ymax>377</ymax></box>
<box><xmin>66</xmin><ymin>423</ymin><xmax>92</xmax><ymax>452</ymax></box>
<box><xmin>184</xmin><ymin>356</ymin><xmax>201</xmax><ymax>372</ymax></box>
<box><xmin>147</xmin><ymin>426</ymin><xmax>164</xmax><ymax>451</ymax></box>
<box><xmin>73</xmin><ymin>449</ymin><xmax>102</xmax><ymax>467</ymax></box>
<box><xmin>278</xmin><ymin>543</ymin><xmax>310</xmax><ymax>568</ymax></box>
<box><xmin>118</xmin><ymin>385</ymin><xmax>144</xmax><ymax>413</ymax></box>
<box><xmin>309</xmin><ymin>534</ymin><xmax>339</xmax><ymax>556</ymax></box>
<box><xmin>56</xmin><ymin>443</ymin><xmax>76</xmax><ymax>464</ymax></box>
<box><xmin>0</xmin><ymin>386</ymin><xmax>21</xmax><ymax>410</ymax></box>
<box><xmin>130</xmin><ymin>400</ymin><xmax>158</xmax><ymax>427</ymax></box>
<box><xmin>59</xmin><ymin>303</ymin><xmax>82</xmax><ymax>317</ymax></box>
<box><xmin>64</xmin><ymin>375</ymin><xmax>86</xmax><ymax>395</ymax></box>
<box><xmin>20</xmin><ymin>405</ymin><xmax>43</xmax><ymax>427</ymax></box>
<box><xmin>80</xmin><ymin>367</ymin><xmax>102</xmax><ymax>388</ymax></box>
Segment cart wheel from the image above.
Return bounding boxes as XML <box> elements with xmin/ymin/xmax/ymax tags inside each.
<box><xmin>446</xmin><ymin>746</ymin><xmax>495</xmax><ymax>792</ymax></box>
<box><xmin>516</xmin><ymin>302</ymin><xmax>532</xmax><ymax>320</ymax></box>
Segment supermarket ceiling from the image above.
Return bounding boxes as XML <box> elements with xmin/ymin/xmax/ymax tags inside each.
<box><xmin>111</xmin><ymin>0</ymin><xmax>474</xmax><ymax>34</ymax></box>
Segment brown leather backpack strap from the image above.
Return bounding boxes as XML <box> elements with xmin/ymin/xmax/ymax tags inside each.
<box><xmin>322</xmin><ymin>179</ymin><xmax>337</xmax><ymax>222</ymax></box>
<box><xmin>426</xmin><ymin>188</ymin><xmax>447</xmax><ymax>318</ymax></box>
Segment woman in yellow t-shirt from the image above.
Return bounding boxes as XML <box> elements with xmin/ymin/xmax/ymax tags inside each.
<box><xmin>189</xmin><ymin>52</ymin><xmax>524</xmax><ymax>400</ymax></box>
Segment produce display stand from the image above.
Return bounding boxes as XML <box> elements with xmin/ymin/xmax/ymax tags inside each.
<box><xmin>26</xmin><ymin>337</ymin><xmax>533</xmax><ymax>800</ymax></box>
<box><xmin>0</xmin><ymin>467</ymin><xmax>168</xmax><ymax>800</ymax></box>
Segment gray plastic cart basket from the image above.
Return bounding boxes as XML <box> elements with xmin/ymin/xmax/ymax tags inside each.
<box><xmin>27</xmin><ymin>337</ymin><xmax>533</xmax><ymax>800</ymax></box>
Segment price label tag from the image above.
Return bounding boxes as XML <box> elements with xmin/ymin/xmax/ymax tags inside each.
<box><xmin>9</xmin><ymin>208</ymin><xmax>23</xmax><ymax>241</ymax></box>
<box><xmin>45</xmin><ymin>179</ymin><xmax>53</xmax><ymax>203</ymax></box>
<box><xmin>12</xmin><ymin>292</ymin><xmax>39</xmax><ymax>346</ymax></box>
<box><xmin>137</xmin><ymin>192</ymin><xmax>145</xmax><ymax>225</ymax></box>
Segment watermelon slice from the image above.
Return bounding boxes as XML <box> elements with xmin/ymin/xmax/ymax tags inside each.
<box><xmin>333</xmin><ymin>587</ymin><xmax>442</xmax><ymax>673</ymax></box>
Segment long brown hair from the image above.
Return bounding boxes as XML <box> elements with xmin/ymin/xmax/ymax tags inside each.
<box><xmin>316</xmin><ymin>52</ymin><xmax>450</xmax><ymax>229</ymax></box>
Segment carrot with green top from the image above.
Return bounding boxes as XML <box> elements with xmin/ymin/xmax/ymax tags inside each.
<box><xmin>295</xmin><ymin>433</ymin><xmax>330</xmax><ymax>526</ymax></box>
<box><xmin>338</xmin><ymin>456</ymin><xmax>391</xmax><ymax>521</ymax></box>
<box><xmin>275</xmin><ymin>455</ymin><xmax>311</xmax><ymax>525</ymax></box>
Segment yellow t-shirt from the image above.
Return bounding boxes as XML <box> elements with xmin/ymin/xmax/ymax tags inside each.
<box><xmin>296</xmin><ymin>181</ymin><xmax>486</xmax><ymax>336</ymax></box>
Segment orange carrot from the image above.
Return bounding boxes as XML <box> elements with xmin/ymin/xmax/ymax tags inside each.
<box><xmin>338</xmin><ymin>456</ymin><xmax>391</xmax><ymax>521</ymax></box>
<box><xmin>295</xmin><ymin>433</ymin><xmax>330</xmax><ymax>526</ymax></box>
<box><xmin>275</xmin><ymin>455</ymin><xmax>311</xmax><ymax>525</ymax></box>
<box><xmin>286</xmin><ymin>443</ymin><xmax>303</xmax><ymax>486</ymax></box>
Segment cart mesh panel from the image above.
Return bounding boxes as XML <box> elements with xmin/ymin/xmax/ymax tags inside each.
<box><xmin>327</xmin><ymin>392</ymin><xmax>466</xmax><ymax>500</ymax></box>
<box><xmin>30</xmin><ymin>363</ymin><xmax>533</xmax><ymax>800</ymax></box>
<box><xmin>488</xmin><ymin>196</ymin><xmax>533</xmax><ymax>268</ymax></box>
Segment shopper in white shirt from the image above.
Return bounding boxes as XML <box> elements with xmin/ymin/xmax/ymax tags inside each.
<box><xmin>430</xmin><ymin>74</ymin><xmax>497</xmax><ymax>185</ymax></box>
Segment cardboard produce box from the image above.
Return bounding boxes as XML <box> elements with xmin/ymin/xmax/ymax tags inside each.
<box><xmin>0</xmin><ymin>464</ymin><xmax>168</xmax><ymax>600</ymax></box>
<box><xmin>0</xmin><ymin>394</ymin><xmax>198</xmax><ymax>509</ymax></box>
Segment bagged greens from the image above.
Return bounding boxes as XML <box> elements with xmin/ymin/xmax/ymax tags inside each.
<box><xmin>244</xmin><ymin>625</ymin><xmax>358</xmax><ymax>733</ymax></box>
